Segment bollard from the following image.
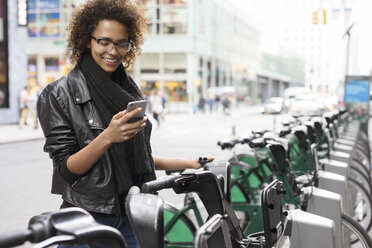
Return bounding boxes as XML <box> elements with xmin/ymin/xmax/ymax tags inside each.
<box><xmin>232</xmin><ymin>124</ymin><xmax>236</xmax><ymax>138</ymax></box>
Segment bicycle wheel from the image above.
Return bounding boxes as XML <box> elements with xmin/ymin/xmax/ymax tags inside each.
<box><xmin>349</xmin><ymin>166</ymin><xmax>372</xmax><ymax>194</ymax></box>
<box><xmin>341</xmin><ymin>212</ymin><xmax>372</xmax><ymax>247</ymax></box>
<box><xmin>351</xmin><ymin>159</ymin><xmax>371</xmax><ymax>184</ymax></box>
<box><xmin>231</xmin><ymin>181</ymin><xmax>251</xmax><ymax>231</ymax></box>
<box><xmin>354</xmin><ymin>149</ymin><xmax>370</xmax><ymax>172</ymax></box>
<box><xmin>163</xmin><ymin>202</ymin><xmax>196</xmax><ymax>248</ymax></box>
<box><xmin>348</xmin><ymin>178</ymin><xmax>372</xmax><ymax>234</ymax></box>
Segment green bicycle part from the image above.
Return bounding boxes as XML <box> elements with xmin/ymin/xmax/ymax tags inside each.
<box><xmin>232</xmin><ymin>201</ymin><xmax>263</xmax><ymax>235</ymax></box>
<box><xmin>231</xmin><ymin>182</ymin><xmax>263</xmax><ymax>235</ymax></box>
<box><xmin>164</xmin><ymin>203</ymin><xmax>196</xmax><ymax>245</ymax></box>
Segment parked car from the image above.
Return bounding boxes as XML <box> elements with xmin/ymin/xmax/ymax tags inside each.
<box><xmin>260</xmin><ymin>97</ymin><xmax>284</xmax><ymax>114</ymax></box>
<box><xmin>284</xmin><ymin>87</ymin><xmax>311</xmax><ymax>110</ymax></box>
<box><xmin>288</xmin><ymin>94</ymin><xmax>326</xmax><ymax>116</ymax></box>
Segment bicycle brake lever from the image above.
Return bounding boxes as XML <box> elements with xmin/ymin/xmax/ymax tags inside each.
<box><xmin>174</xmin><ymin>174</ymin><xmax>198</xmax><ymax>187</ymax></box>
<box><xmin>198</xmin><ymin>156</ymin><xmax>210</xmax><ymax>167</ymax></box>
<box><xmin>33</xmin><ymin>235</ymin><xmax>75</xmax><ymax>248</ymax></box>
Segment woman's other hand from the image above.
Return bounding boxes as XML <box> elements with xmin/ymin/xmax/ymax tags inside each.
<box><xmin>192</xmin><ymin>154</ymin><xmax>215</xmax><ymax>169</ymax></box>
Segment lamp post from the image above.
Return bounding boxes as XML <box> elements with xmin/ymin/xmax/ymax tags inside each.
<box><xmin>342</xmin><ymin>22</ymin><xmax>354</xmax><ymax>76</ymax></box>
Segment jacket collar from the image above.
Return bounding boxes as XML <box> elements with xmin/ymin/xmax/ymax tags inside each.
<box><xmin>68</xmin><ymin>66</ymin><xmax>91</xmax><ymax>104</ymax></box>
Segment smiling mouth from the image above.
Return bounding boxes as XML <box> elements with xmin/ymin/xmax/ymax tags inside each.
<box><xmin>103</xmin><ymin>58</ymin><xmax>119</xmax><ymax>64</ymax></box>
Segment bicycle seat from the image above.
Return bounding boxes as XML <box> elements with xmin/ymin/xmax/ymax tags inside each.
<box><xmin>266</xmin><ymin>142</ymin><xmax>288</xmax><ymax>172</ymax></box>
<box><xmin>303</xmin><ymin>121</ymin><xmax>316</xmax><ymax>144</ymax></box>
<box><xmin>339</xmin><ymin>107</ymin><xmax>347</xmax><ymax>115</ymax></box>
<box><xmin>217</xmin><ymin>139</ymin><xmax>239</xmax><ymax>150</ymax></box>
<box><xmin>292</xmin><ymin>125</ymin><xmax>308</xmax><ymax>150</ymax></box>
<box><xmin>251</xmin><ymin>128</ymin><xmax>269</xmax><ymax>136</ymax></box>
<box><xmin>279</xmin><ymin>127</ymin><xmax>291</xmax><ymax>137</ymax></box>
<box><xmin>263</xmin><ymin>132</ymin><xmax>276</xmax><ymax>141</ymax></box>
<box><xmin>331</xmin><ymin>109</ymin><xmax>340</xmax><ymax>119</ymax></box>
<box><xmin>322</xmin><ymin>112</ymin><xmax>335</xmax><ymax>127</ymax></box>
<box><xmin>239</xmin><ymin>133</ymin><xmax>256</xmax><ymax>144</ymax></box>
<box><xmin>125</xmin><ymin>186</ymin><xmax>164</xmax><ymax>248</ymax></box>
<box><xmin>311</xmin><ymin>117</ymin><xmax>324</xmax><ymax>135</ymax></box>
<box><xmin>273</xmin><ymin>137</ymin><xmax>290</xmax><ymax>159</ymax></box>
<box><xmin>281</xmin><ymin>120</ymin><xmax>293</xmax><ymax>127</ymax></box>
<box><xmin>249</xmin><ymin>137</ymin><xmax>266</xmax><ymax>148</ymax></box>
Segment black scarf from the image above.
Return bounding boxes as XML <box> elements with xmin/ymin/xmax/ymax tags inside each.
<box><xmin>79</xmin><ymin>51</ymin><xmax>155</xmax><ymax>194</ymax></box>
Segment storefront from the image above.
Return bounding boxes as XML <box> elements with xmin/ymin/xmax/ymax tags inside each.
<box><xmin>27</xmin><ymin>0</ymin><xmax>84</xmax><ymax>86</ymax></box>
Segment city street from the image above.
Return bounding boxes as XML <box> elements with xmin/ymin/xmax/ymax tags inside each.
<box><xmin>0</xmin><ymin>106</ymin><xmax>290</xmax><ymax>247</ymax></box>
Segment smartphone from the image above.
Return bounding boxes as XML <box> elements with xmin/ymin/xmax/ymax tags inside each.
<box><xmin>127</xmin><ymin>100</ymin><xmax>147</xmax><ymax>123</ymax></box>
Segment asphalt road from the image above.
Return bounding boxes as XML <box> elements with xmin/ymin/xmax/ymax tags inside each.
<box><xmin>0</xmin><ymin>106</ymin><xmax>290</xmax><ymax>247</ymax></box>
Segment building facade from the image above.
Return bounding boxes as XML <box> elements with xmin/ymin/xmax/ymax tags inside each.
<box><xmin>4</xmin><ymin>0</ymin><xmax>305</xmax><ymax>123</ymax></box>
<box><xmin>26</xmin><ymin>0</ymin><xmax>85</xmax><ymax>87</ymax></box>
<box><xmin>136</xmin><ymin>0</ymin><xmax>263</xmax><ymax>112</ymax></box>
<box><xmin>0</xmin><ymin>0</ymin><xmax>28</xmax><ymax>123</ymax></box>
<box><xmin>137</xmin><ymin>0</ymin><xmax>304</xmax><ymax>111</ymax></box>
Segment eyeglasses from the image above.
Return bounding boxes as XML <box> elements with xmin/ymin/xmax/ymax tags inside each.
<box><xmin>91</xmin><ymin>35</ymin><xmax>132</xmax><ymax>54</ymax></box>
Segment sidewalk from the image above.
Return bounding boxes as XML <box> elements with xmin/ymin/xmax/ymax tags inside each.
<box><xmin>0</xmin><ymin>124</ymin><xmax>44</xmax><ymax>144</ymax></box>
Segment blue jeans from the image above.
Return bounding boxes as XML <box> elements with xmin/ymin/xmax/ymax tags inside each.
<box><xmin>58</xmin><ymin>211</ymin><xmax>140</xmax><ymax>248</ymax></box>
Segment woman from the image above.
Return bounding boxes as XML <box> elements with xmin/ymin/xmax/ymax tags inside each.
<box><xmin>18</xmin><ymin>85</ymin><xmax>38</xmax><ymax>129</ymax></box>
<box><xmin>37</xmin><ymin>1</ymin><xmax>211</xmax><ymax>247</ymax></box>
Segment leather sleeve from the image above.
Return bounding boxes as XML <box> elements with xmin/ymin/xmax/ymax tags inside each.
<box><xmin>37</xmin><ymin>86</ymin><xmax>82</xmax><ymax>184</ymax></box>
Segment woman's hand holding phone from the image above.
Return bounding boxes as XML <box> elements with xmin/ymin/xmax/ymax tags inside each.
<box><xmin>103</xmin><ymin>107</ymin><xmax>147</xmax><ymax>144</ymax></box>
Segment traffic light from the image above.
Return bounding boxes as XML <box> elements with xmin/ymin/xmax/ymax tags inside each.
<box><xmin>312</xmin><ymin>11</ymin><xmax>318</xmax><ymax>25</ymax></box>
<box><xmin>323</xmin><ymin>10</ymin><xmax>327</xmax><ymax>24</ymax></box>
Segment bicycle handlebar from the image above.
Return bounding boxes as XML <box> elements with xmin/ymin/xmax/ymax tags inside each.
<box><xmin>0</xmin><ymin>208</ymin><xmax>126</xmax><ymax>248</ymax></box>
<box><xmin>141</xmin><ymin>174</ymin><xmax>182</xmax><ymax>193</ymax></box>
<box><xmin>217</xmin><ymin>139</ymin><xmax>240</xmax><ymax>150</ymax></box>
<box><xmin>0</xmin><ymin>229</ymin><xmax>33</xmax><ymax>248</ymax></box>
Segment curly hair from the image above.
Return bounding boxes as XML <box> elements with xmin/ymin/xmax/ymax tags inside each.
<box><xmin>66</xmin><ymin>0</ymin><xmax>146</xmax><ymax>68</ymax></box>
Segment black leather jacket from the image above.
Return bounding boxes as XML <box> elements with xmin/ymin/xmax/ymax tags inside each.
<box><xmin>37</xmin><ymin>67</ymin><xmax>130</xmax><ymax>215</ymax></box>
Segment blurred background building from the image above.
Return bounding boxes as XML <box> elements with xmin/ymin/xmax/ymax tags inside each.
<box><xmin>0</xmin><ymin>0</ymin><xmax>28</xmax><ymax>123</ymax></box>
<box><xmin>138</xmin><ymin>0</ymin><xmax>304</xmax><ymax>112</ymax></box>
<box><xmin>0</xmin><ymin>0</ymin><xmax>307</xmax><ymax>123</ymax></box>
<box><xmin>24</xmin><ymin>0</ymin><xmax>304</xmax><ymax>115</ymax></box>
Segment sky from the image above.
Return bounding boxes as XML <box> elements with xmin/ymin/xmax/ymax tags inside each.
<box><xmin>234</xmin><ymin>0</ymin><xmax>372</xmax><ymax>76</ymax></box>
<box><xmin>352</xmin><ymin>0</ymin><xmax>372</xmax><ymax>75</ymax></box>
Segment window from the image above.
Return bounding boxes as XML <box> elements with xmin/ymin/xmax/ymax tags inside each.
<box><xmin>27</xmin><ymin>0</ymin><xmax>62</xmax><ymax>38</ymax></box>
<box><xmin>140</xmin><ymin>53</ymin><xmax>160</xmax><ymax>73</ymax></box>
<box><xmin>164</xmin><ymin>53</ymin><xmax>186</xmax><ymax>73</ymax></box>
<box><xmin>45</xmin><ymin>57</ymin><xmax>59</xmax><ymax>71</ymax></box>
<box><xmin>162</xmin><ymin>7</ymin><xmax>187</xmax><ymax>34</ymax></box>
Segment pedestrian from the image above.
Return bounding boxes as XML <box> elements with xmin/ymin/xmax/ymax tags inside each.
<box><xmin>215</xmin><ymin>94</ymin><xmax>221</xmax><ymax>112</ymax></box>
<box><xmin>222</xmin><ymin>94</ymin><xmax>232</xmax><ymax>115</ymax></box>
<box><xmin>207</xmin><ymin>94</ymin><xmax>215</xmax><ymax>113</ymax></box>
<box><xmin>36</xmin><ymin>1</ymin><xmax>213</xmax><ymax>247</ymax></box>
<box><xmin>161</xmin><ymin>91</ymin><xmax>168</xmax><ymax>120</ymax></box>
<box><xmin>148</xmin><ymin>89</ymin><xmax>163</xmax><ymax>127</ymax></box>
<box><xmin>198</xmin><ymin>95</ymin><xmax>206</xmax><ymax>114</ymax></box>
<box><xmin>18</xmin><ymin>85</ymin><xmax>38</xmax><ymax>129</ymax></box>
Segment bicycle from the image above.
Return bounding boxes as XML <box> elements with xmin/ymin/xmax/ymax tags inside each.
<box><xmin>224</xmin><ymin>129</ymin><xmax>372</xmax><ymax>247</ymax></box>
<box><xmin>140</xmin><ymin>162</ymin><xmax>345</xmax><ymax>247</ymax></box>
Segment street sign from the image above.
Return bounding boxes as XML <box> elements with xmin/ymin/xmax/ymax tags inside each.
<box><xmin>344</xmin><ymin>76</ymin><xmax>370</xmax><ymax>103</ymax></box>
<box><xmin>344</xmin><ymin>75</ymin><xmax>371</xmax><ymax>122</ymax></box>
